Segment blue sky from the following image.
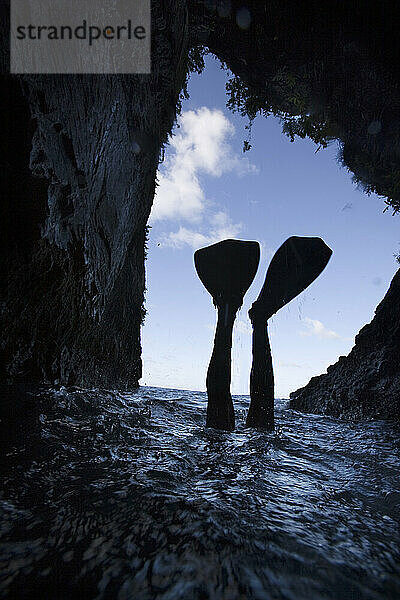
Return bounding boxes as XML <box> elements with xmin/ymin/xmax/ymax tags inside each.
<box><xmin>140</xmin><ymin>55</ymin><xmax>400</xmax><ymax>397</ymax></box>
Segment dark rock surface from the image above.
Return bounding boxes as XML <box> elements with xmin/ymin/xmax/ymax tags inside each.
<box><xmin>1</xmin><ymin>1</ymin><xmax>191</xmax><ymax>387</ymax></box>
<box><xmin>290</xmin><ymin>269</ymin><xmax>400</xmax><ymax>420</ymax></box>
<box><xmin>204</xmin><ymin>0</ymin><xmax>400</xmax><ymax>211</ymax></box>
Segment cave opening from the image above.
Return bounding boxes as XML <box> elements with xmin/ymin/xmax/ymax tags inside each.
<box><xmin>141</xmin><ymin>54</ymin><xmax>400</xmax><ymax>399</ymax></box>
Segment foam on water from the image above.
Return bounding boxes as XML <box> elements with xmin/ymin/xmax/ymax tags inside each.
<box><xmin>1</xmin><ymin>386</ymin><xmax>399</xmax><ymax>599</ymax></box>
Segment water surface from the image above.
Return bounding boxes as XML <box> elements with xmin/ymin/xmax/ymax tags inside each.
<box><xmin>1</xmin><ymin>386</ymin><xmax>399</xmax><ymax>599</ymax></box>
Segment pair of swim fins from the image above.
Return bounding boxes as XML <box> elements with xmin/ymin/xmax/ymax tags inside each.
<box><xmin>194</xmin><ymin>236</ymin><xmax>332</xmax><ymax>431</ymax></box>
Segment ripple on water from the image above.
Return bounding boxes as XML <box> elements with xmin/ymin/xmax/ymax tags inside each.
<box><xmin>1</xmin><ymin>386</ymin><xmax>399</xmax><ymax>599</ymax></box>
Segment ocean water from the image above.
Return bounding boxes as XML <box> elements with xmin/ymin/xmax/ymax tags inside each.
<box><xmin>1</xmin><ymin>386</ymin><xmax>399</xmax><ymax>599</ymax></box>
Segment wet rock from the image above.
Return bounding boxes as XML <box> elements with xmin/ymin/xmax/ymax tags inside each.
<box><xmin>1</xmin><ymin>1</ymin><xmax>190</xmax><ymax>388</ymax></box>
<box><xmin>290</xmin><ymin>269</ymin><xmax>400</xmax><ymax>420</ymax></box>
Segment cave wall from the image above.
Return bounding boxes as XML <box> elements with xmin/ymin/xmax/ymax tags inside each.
<box><xmin>201</xmin><ymin>0</ymin><xmax>400</xmax><ymax>209</ymax></box>
<box><xmin>290</xmin><ymin>270</ymin><xmax>400</xmax><ymax>420</ymax></box>
<box><xmin>1</xmin><ymin>0</ymin><xmax>191</xmax><ymax>387</ymax></box>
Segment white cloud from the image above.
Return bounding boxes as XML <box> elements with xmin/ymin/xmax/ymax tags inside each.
<box><xmin>150</xmin><ymin>107</ymin><xmax>256</xmax><ymax>224</ymax></box>
<box><xmin>299</xmin><ymin>317</ymin><xmax>340</xmax><ymax>339</ymax></box>
<box><xmin>161</xmin><ymin>227</ymin><xmax>209</xmax><ymax>250</ymax></box>
<box><xmin>160</xmin><ymin>210</ymin><xmax>242</xmax><ymax>250</ymax></box>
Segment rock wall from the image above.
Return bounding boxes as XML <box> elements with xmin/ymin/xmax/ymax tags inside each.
<box><xmin>204</xmin><ymin>0</ymin><xmax>400</xmax><ymax>210</ymax></box>
<box><xmin>1</xmin><ymin>0</ymin><xmax>191</xmax><ymax>387</ymax></box>
<box><xmin>290</xmin><ymin>270</ymin><xmax>400</xmax><ymax>420</ymax></box>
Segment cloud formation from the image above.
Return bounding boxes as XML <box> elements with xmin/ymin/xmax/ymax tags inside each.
<box><xmin>299</xmin><ymin>317</ymin><xmax>340</xmax><ymax>339</ymax></box>
<box><xmin>150</xmin><ymin>107</ymin><xmax>256</xmax><ymax>249</ymax></box>
<box><xmin>160</xmin><ymin>211</ymin><xmax>242</xmax><ymax>250</ymax></box>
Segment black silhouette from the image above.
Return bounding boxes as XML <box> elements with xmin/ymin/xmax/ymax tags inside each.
<box><xmin>246</xmin><ymin>236</ymin><xmax>333</xmax><ymax>430</ymax></box>
<box><xmin>194</xmin><ymin>239</ymin><xmax>260</xmax><ymax>430</ymax></box>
